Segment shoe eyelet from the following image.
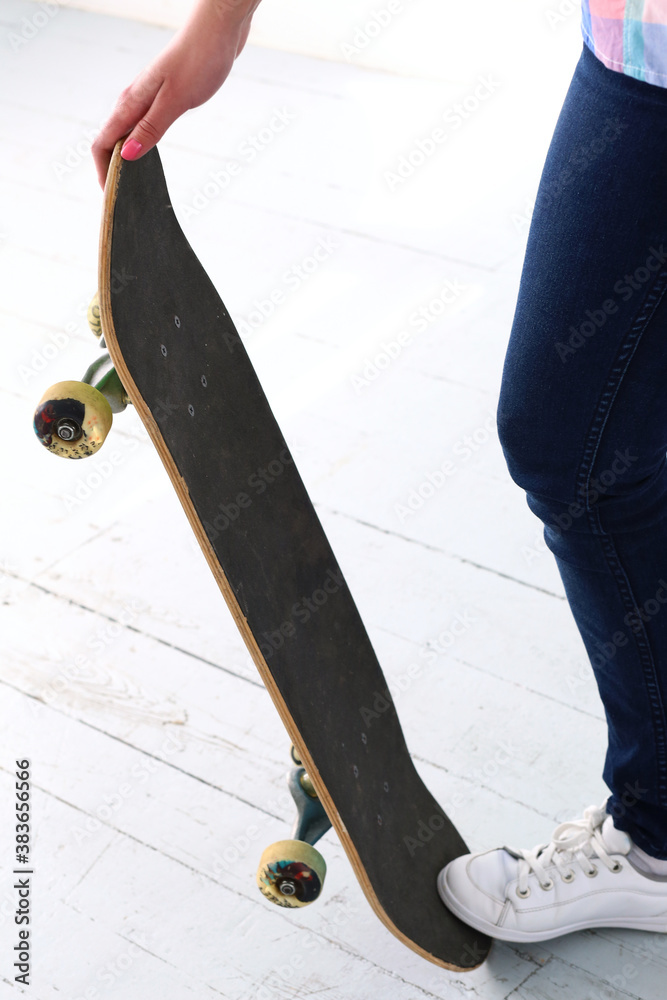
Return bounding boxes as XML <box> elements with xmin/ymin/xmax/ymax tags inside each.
<box><xmin>516</xmin><ymin>886</ymin><xmax>531</xmax><ymax>899</ymax></box>
<box><xmin>561</xmin><ymin>870</ymin><xmax>575</xmax><ymax>883</ymax></box>
<box><xmin>539</xmin><ymin>878</ymin><xmax>554</xmax><ymax>891</ymax></box>
<box><xmin>584</xmin><ymin>864</ymin><xmax>598</xmax><ymax>878</ymax></box>
<box><xmin>611</xmin><ymin>861</ymin><xmax>623</xmax><ymax>873</ymax></box>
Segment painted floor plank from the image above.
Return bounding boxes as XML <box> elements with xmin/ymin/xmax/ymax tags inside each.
<box><xmin>1</xmin><ymin>2</ymin><xmax>662</xmax><ymax>998</ymax></box>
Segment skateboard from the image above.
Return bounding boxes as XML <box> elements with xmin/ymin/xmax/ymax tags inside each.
<box><xmin>33</xmin><ymin>141</ymin><xmax>491</xmax><ymax>971</ymax></box>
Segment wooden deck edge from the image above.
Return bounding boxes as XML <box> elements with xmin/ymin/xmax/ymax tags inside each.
<box><xmin>97</xmin><ymin>141</ymin><xmax>482</xmax><ymax>973</ymax></box>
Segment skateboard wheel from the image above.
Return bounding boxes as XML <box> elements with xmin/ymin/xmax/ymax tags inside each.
<box><xmin>87</xmin><ymin>292</ymin><xmax>102</xmax><ymax>338</ymax></box>
<box><xmin>33</xmin><ymin>381</ymin><xmax>113</xmax><ymax>459</ymax></box>
<box><xmin>256</xmin><ymin>839</ymin><xmax>326</xmax><ymax>908</ymax></box>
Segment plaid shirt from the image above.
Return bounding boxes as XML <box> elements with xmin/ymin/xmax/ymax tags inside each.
<box><xmin>582</xmin><ymin>1</ymin><xmax>667</xmax><ymax>87</ymax></box>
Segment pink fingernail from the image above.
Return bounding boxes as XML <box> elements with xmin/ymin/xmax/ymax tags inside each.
<box><xmin>121</xmin><ymin>138</ymin><xmax>143</xmax><ymax>160</ymax></box>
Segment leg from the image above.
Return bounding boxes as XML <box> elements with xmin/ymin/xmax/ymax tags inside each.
<box><xmin>438</xmin><ymin>45</ymin><xmax>667</xmax><ymax>942</ymax></box>
<box><xmin>499</xmin><ymin>44</ymin><xmax>667</xmax><ymax>859</ymax></box>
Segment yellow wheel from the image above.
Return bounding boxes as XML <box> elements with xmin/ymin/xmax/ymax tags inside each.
<box><xmin>87</xmin><ymin>292</ymin><xmax>102</xmax><ymax>338</ymax></box>
<box><xmin>33</xmin><ymin>381</ymin><xmax>112</xmax><ymax>459</ymax></box>
<box><xmin>256</xmin><ymin>840</ymin><xmax>326</xmax><ymax>908</ymax></box>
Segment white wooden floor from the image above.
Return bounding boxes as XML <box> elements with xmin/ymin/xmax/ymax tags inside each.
<box><xmin>1</xmin><ymin>2</ymin><xmax>665</xmax><ymax>998</ymax></box>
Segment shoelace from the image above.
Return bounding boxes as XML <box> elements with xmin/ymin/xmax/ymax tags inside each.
<box><xmin>513</xmin><ymin>805</ymin><xmax>622</xmax><ymax>897</ymax></box>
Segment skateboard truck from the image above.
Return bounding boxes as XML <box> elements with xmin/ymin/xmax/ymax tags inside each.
<box><xmin>32</xmin><ymin>293</ymin><xmax>130</xmax><ymax>459</ymax></box>
<box><xmin>256</xmin><ymin>746</ymin><xmax>331</xmax><ymax>908</ymax></box>
<box><xmin>29</xmin><ymin>143</ymin><xmax>491</xmax><ymax>968</ymax></box>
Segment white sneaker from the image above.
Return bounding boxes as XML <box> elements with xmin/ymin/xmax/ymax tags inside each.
<box><xmin>438</xmin><ymin>804</ymin><xmax>667</xmax><ymax>942</ymax></box>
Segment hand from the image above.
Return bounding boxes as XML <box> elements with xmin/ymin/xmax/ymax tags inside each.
<box><xmin>92</xmin><ymin>0</ymin><xmax>260</xmax><ymax>187</ymax></box>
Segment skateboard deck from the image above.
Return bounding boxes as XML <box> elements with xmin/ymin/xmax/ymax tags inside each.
<box><xmin>98</xmin><ymin>141</ymin><xmax>491</xmax><ymax>971</ymax></box>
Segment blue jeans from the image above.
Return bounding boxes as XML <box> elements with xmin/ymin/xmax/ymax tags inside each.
<box><xmin>498</xmin><ymin>44</ymin><xmax>667</xmax><ymax>858</ymax></box>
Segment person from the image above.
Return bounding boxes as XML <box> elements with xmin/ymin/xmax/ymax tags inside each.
<box><xmin>93</xmin><ymin>0</ymin><xmax>667</xmax><ymax>944</ymax></box>
<box><xmin>92</xmin><ymin>0</ymin><xmax>260</xmax><ymax>187</ymax></box>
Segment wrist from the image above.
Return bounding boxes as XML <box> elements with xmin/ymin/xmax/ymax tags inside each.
<box><xmin>213</xmin><ymin>0</ymin><xmax>260</xmax><ymax>20</ymax></box>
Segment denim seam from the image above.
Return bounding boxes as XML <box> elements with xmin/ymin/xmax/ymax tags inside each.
<box><xmin>577</xmin><ymin>266</ymin><xmax>667</xmax><ymax>810</ymax></box>
<box><xmin>611</xmin><ymin>806</ymin><xmax>667</xmax><ymax>859</ymax></box>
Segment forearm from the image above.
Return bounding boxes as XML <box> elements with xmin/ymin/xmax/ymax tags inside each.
<box><xmin>183</xmin><ymin>0</ymin><xmax>262</xmax><ymax>50</ymax></box>
<box><xmin>92</xmin><ymin>0</ymin><xmax>264</xmax><ymax>185</ymax></box>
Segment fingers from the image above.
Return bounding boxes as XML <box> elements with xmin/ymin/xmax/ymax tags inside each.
<box><xmin>91</xmin><ymin>100</ymin><xmax>143</xmax><ymax>187</ymax></box>
<box><xmin>91</xmin><ymin>0</ymin><xmax>255</xmax><ymax>188</ymax></box>
<box><xmin>91</xmin><ymin>68</ymin><xmax>173</xmax><ymax>188</ymax></box>
<box><xmin>91</xmin><ymin>140</ymin><xmax>115</xmax><ymax>190</ymax></box>
<box><xmin>117</xmin><ymin>83</ymin><xmax>178</xmax><ymax>160</ymax></box>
